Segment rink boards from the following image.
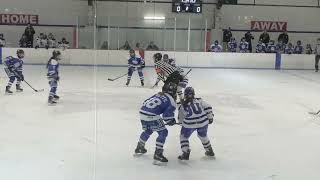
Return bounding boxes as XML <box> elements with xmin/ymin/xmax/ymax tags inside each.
<box><xmin>0</xmin><ymin>48</ymin><xmax>315</xmax><ymax>70</ymax></box>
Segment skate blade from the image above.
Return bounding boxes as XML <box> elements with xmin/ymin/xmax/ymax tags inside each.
<box><xmin>5</xmin><ymin>93</ymin><xmax>13</xmax><ymax>95</ymax></box>
<box><xmin>48</xmin><ymin>102</ymin><xmax>57</xmax><ymax>106</ymax></box>
<box><xmin>153</xmin><ymin>160</ymin><xmax>167</xmax><ymax>166</ymax></box>
<box><xmin>202</xmin><ymin>155</ymin><xmax>216</xmax><ymax>160</ymax></box>
<box><xmin>133</xmin><ymin>153</ymin><xmax>146</xmax><ymax>157</ymax></box>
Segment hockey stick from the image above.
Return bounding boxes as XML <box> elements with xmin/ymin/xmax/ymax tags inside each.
<box><xmin>151</xmin><ymin>68</ymin><xmax>193</xmax><ymax>89</ymax></box>
<box><xmin>12</xmin><ymin>71</ymin><xmax>44</xmax><ymax>92</ymax></box>
<box><xmin>165</xmin><ymin>122</ymin><xmax>182</xmax><ymax>126</ymax></box>
<box><xmin>309</xmin><ymin>110</ymin><xmax>320</xmax><ymax>115</ymax></box>
<box><xmin>108</xmin><ymin>73</ymin><xmax>128</xmax><ymax>81</ymax></box>
<box><xmin>23</xmin><ymin>80</ymin><xmax>44</xmax><ymax>92</ymax></box>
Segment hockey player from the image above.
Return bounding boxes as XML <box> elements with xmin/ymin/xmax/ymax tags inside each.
<box><xmin>239</xmin><ymin>38</ymin><xmax>249</xmax><ymax>53</ymax></box>
<box><xmin>227</xmin><ymin>37</ymin><xmax>237</xmax><ymax>52</ymax></box>
<box><xmin>266</xmin><ymin>40</ymin><xmax>277</xmax><ymax>53</ymax></box>
<box><xmin>209</xmin><ymin>40</ymin><xmax>222</xmax><ymax>52</ymax></box>
<box><xmin>163</xmin><ymin>54</ymin><xmax>176</xmax><ymax>67</ymax></box>
<box><xmin>177</xmin><ymin>87</ymin><xmax>215</xmax><ymax>160</ymax></box>
<box><xmin>126</xmin><ymin>49</ymin><xmax>145</xmax><ymax>86</ymax></box>
<box><xmin>134</xmin><ymin>82</ymin><xmax>177</xmax><ymax>165</ymax></box>
<box><xmin>47</xmin><ymin>50</ymin><xmax>61</xmax><ymax>105</ymax></box>
<box><xmin>294</xmin><ymin>40</ymin><xmax>303</xmax><ymax>54</ymax></box>
<box><xmin>255</xmin><ymin>40</ymin><xmax>266</xmax><ymax>53</ymax></box>
<box><xmin>284</xmin><ymin>43</ymin><xmax>294</xmax><ymax>54</ymax></box>
<box><xmin>153</xmin><ymin>53</ymin><xmax>188</xmax><ymax>100</ymax></box>
<box><xmin>4</xmin><ymin>49</ymin><xmax>25</xmax><ymax>94</ymax></box>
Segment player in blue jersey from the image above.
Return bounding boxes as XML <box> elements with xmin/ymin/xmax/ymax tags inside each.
<box><xmin>255</xmin><ymin>40</ymin><xmax>266</xmax><ymax>53</ymax></box>
<box><xmin>266</xmin><ymin>40</ymin><xmax>277</xmax><ymax>53</ymax></box>
<box><xmin>209</xmin><ymin>40</ymin><xmax>222</xmax><ymax>52</ymax></box>
<box><xmin>284</xmin><ymin>43</ymin><xmax>294</xmax><ymax>54</ymax></box>
<box><xmin>134</xmin><ymin>82</ymin><xmax>177</xmax><ymax>165</ymax></box>
<box><xmin>239</xmin><ymin>38</ymin><xmax>249</xmax><ymax>53</ymax></box>
<box><xmin>47</xmin><ymin>50</ymin><xmax>61</xmax><ymax>105</ymax></box>
<box><xmin>177</xmin><ymin>87</ymin><xmax>215</xmax><ymax>160</ymax></box>
<box><xmin>227</xmin><ymin>37</ymin><xmax>237</xmax><ymax>52</ymax></box>
<box><xmin>294</xmin><ymin>40</ymin><xmax>303</xmax><ymax>54</ymax></box>
<box><xmin>4</xmin><ymin>49</ymin><xmax>25</xmax><ymax>94</ymax></box>
<box><xmin>163</xmin><ymin>54</ymin><xmax>176</xmax><ymax>67</ymax></box>
<box><xmin>126</xmin><ymin>49</ymin><xmax>145</xmax><ymax>86</ymax></box>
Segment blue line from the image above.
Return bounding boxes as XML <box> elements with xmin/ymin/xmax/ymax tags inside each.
<box><xmin>275</xmin><ymin>53</ymin><xmax>281</xmax><ymax>70</ymax></box>
<box><xmin>0</xmin><ymin>48</ymin><xmax>2</xmax><ymax>64</ymax></box>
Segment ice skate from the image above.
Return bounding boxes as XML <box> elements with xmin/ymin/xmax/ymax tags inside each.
<box><xmin>153</xmin><ymin>149</ymin><xmax>168</xmax><ymax>166</ymax></box>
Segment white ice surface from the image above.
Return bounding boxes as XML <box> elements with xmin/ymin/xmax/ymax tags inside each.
<box><xmin>0</xmin><ymin>65</ymin><xmax>320</xmax><ymax>180</ymax></box>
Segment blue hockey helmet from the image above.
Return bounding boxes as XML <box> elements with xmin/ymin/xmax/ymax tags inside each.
<box><xmin>184</xmin><ymin>87</ymin><xmax>195</xmax><ymax>100</ymax></box>
<box><xmin>214</xmin><ymin>40</ymin><xmax>219</xmax><ymax>45</ymax></box>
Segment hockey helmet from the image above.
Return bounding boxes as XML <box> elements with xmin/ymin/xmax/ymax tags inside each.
<box><xmin>184</xmin><ymin>87</ymin><xmax>195</xmax><ymax>100</ymax></box>
<box><xmin>153</xmin><ymin>53</ymin><xmax>162</xmax><ymax>63</ymax></box>
<box><xmin>162</xmin><ymin>82</ymin><xmax>177</xmax><ymax>99</ymax></box>
<box><xmin>129</xmin><ymin>49</ymin><xmax>135</xmax><ymax>57</ymax></box>
<box><xmin>16</xmin><ymin>49</ymin><xmax>25</xmax><ymax>59</ymax></box>
<box><xmin>52</xmin><ymin>50</ymin><xmax>61</xmax><ymax>60</ymax></box>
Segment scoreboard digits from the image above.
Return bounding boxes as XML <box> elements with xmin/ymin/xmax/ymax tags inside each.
<box><xmin>172</xmin><ymin>0</ymin><xmax>202</xmax><ymax>13</ymax></box>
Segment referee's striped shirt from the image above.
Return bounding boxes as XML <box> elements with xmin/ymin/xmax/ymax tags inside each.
<box><xmin>155</xmin><ymin>60</ymin><xmax>180</xmax><ymax>81</ymax></box>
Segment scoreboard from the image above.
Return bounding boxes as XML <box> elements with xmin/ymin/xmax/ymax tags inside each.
<box><xmin>172</xmin><ymin>0</ymin><xmax>202</xmax><ymax>13</ymax></box>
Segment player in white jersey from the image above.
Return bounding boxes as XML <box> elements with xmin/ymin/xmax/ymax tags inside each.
<box><xmin>177</xmin><ymin>87</ymin><xmax>215</xmax><ymax>160</ymax></box>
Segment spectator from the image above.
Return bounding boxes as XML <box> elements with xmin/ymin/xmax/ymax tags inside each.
<box><xmin>120</xmin><ymin>41</ymin><xmax>131</xmax><ymax>50</ymax></box>
<box><xmin>256</xmin><ymin>40</ymin><xmax>266</xmax><ymax>53</ymax></box>
<box><xmin>222</xmin><ymin>27</ymin><xmax>232</xmax><ymax>51</ymax></box>
<box><xmin>284</xmin><ymin>43</ymin><xmax>294</xmax><ymax>54</ymax></box>
<box><xmin>0</xmin><ymin>33</ymin><xmax>6</xmax><ymax>47</ymax></box>
<box><xmin>24</xmin><ymin>23</ymin><xmax>35</xmax><ymax>48</ymax></box>
<box><xmin>209</xmin><ymin>40</ymin><xmax>222</xmax><ymax>52</ymax></box>
<box><xmin>259</xmin><ymin>30</ymin><xmax>270</xmax><ymax>44</ymax></box>
<box><xmin>35</xmin><ymin>33</ymin><xmax>49</xmax><ymax>49</ymax></box>
<box><xmin>227</xmin><ymin>37</ymin><xmax>237</xmax><ymax>52</ymax></box>
<box><xmin>278</xmin><ymin>30</ymin><xmax>289</xmax><ymax>45</ymax></box>
<box><xmin>305</xmin><ymin>44</ymin><xmax>313</xmax><ymax>54</ymax></box>
<box><xmin>276</xmin><ymin>40</ymin><xmax>285</xmax><ymax>53</ymax></box>
<box><xmin>266</xmin><ymin>40</ymin><xmax>277</xmax><ymax>53</ymax></box>
<box><xmin>245</xmin><ymin>31</ymin><xmax>254</xmax><ymax>52</ymax></box>
<box><xmin>314</xmin><ymin>38</ymin><xmax>320</xmax><ymax>72</ymax></box>
<box><xmin>146</xmin><ymin>41</ymin><xmax>159</xmax><ymax>51</ymax></box>
<box><xmin>135</xmin><ymin>42</ymin><xmax>142</xmax><ymax>50</ymax></box>
<box><xmin>293</xmin><ymin>40</ymin><xmax>303</xmax><ymax>54</ymax></box>
<box><xmin>239</xmin><ymin>37</ymin><xmax>249</xmax><ymax>53</ymax></box>
<box><xmin>58</xmin><ymin>37</ymin><xmax>70</xmax><ymax>50</ymax></box>
<box><xmin>100</xmin><ymin>41</ymin><xmax>108</xmax><ymax>50</ymax></box>
<box><xmin>19</xmin><ymin>34</ymin><xmax>29</xmax><ymax>48</ymax></box>
<box><xmin>47</xmin><ymin>33</ymin><xmax>56</xmax><ymax>48</ymax></box>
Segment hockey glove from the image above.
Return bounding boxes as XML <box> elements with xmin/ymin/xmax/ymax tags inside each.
<box><xmin>141</xmin><ymin>62</ymin><xmax>146</xmax><ymax>69</ymax></box>
<box><xmin>208</xmin><ymin>118</ymin><xmax>213</xmax><ymax>124</ymax></box>
<box><xmin>19</xmin><ymin>74</ymin><xmax>24</xmax><ymax>81</ymax></box>
<box><xmin>166</xmin><ymin>118</ymin><xmax>176</xmax><ymax>126</ymax></box>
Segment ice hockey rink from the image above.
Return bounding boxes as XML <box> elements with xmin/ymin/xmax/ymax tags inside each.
<box><xmin>0</xmin><ymin>65</ymin><xmax>320</xmax><ymax>180</ymax></box>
